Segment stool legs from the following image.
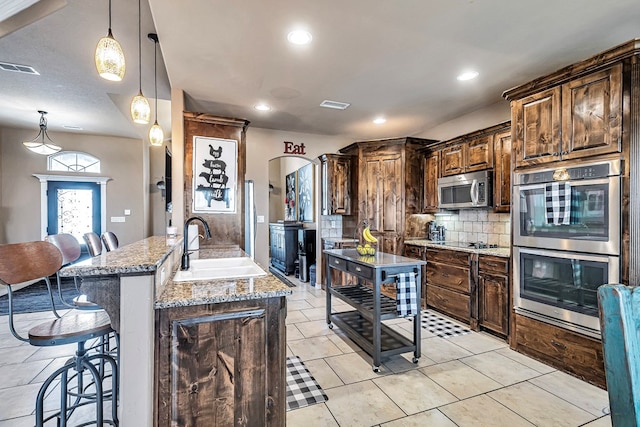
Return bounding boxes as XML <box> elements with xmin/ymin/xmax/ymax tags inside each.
<box><xmin>35</xmin><ymin>339</ymin><xmax>119</xmax><ymax>426</ymax></box>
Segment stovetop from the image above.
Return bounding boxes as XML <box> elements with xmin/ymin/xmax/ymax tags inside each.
<box><xmin>431</xmin><ymin>241</ymin><xmax>499</xmax><ymax>250</ymax></box>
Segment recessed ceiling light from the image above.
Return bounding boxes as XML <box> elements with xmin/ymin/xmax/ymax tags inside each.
<box><xmin>373</xmin><ymin>117</ymin><xmax>386</xmax><ymax>124</ymax></box>
<box><xmin>457</xmin><ymin>71</ymin><xmax>479</xmax><ymax>81</ymax></box>
<box><xmin>254</xmin><ymin>104</ymin><xmax>271</xmax><ymax>111</ymax></box>
<box><xmin>287</xmin><ymin>30</ymin><xmax>312</xmax><ymax>45</ymax></box>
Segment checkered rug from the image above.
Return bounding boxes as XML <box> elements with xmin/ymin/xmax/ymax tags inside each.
<box><xmin>286</xmin><ymin>356</ymin><xmax>328</xmax><ymax>411</ymax></box>
<box><xmin>410</xmin><ymin>309</ymin><xmax>471</xmax><ymax>338</ymax></box>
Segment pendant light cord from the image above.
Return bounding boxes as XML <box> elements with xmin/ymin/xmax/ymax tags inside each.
<box><xmin>108</xmin><ymin>0</ymin><xmax>112</xmax><ymax>31</ymax></box>
<box><xmin>154</xmin><ymin>38</ymin><xmax>158</xmax><ymax>121</ymax></box>
<box><xmin>138</xmin><ymin>0</ymin><xmax>142</xmax><ymax>91</ymax></box>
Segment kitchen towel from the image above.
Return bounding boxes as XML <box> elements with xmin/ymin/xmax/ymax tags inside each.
<box><xmin>545</xmin><ymin>182</ymin><xmax>571</xmax><ymax>225</ymax></box>
<box><xmin>396</xmin><ymin>272</ymin><xmax>418</xmax><ymax>317</ymax></box>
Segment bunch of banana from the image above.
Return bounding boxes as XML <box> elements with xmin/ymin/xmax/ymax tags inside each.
<box><xmin>362</xmin><ymin>226</ymin><xmax>378</xmax><ymax>244</ymax></box>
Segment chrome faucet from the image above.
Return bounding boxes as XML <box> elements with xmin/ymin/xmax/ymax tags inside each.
<box><xmin>181</xmin><ymin>216</ymin><xmax>212</xmax><ymax>270</ymax></box>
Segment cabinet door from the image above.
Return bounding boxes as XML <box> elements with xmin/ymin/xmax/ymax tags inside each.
<box><xmin>513</xmin><ymin>86</ymin><xmax>562</xmax><ymax>168</ymax></box>
<box><xmin>479</xmin><ymin>273</ymin><xmax>509</xmax><ymax>336</ymax></box>
<box><xmin>423</xmin><ymin>151</ymin><xmax>440</xmax><ymax>213</ymax></box>
<box><xmin>465</xmin><ymin>135</ymin><xmax>494</xmax><ymax>172</ymax></box>
<box><xmin>361</xmin><ymin>154</ymin><xmax>402</xmax><ymax>235</ymax></box>
<box><xmin>441</xmin><ymin>144</ymin><xmax>465</xmax><ymax>176</ymax></box>
<box><xmin>332</xmin><ymin>157</ymin><xmax>352</xmax><ymax>214</ymax></box>
<box><xmin>493</xmin><ymin>129</ymin><xmax>512</xmax><ymax>212</ymax></box>
<box><xmin>561</xmin><ymin>64</ymin><xmax>622</xmax><ymax>161</ymax></box>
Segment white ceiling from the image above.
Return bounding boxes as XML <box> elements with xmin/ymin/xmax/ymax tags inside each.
<box><xmin>2</xmin><ymin>0</ymin><xmax>640</xmax><ymax>142</ymax></box>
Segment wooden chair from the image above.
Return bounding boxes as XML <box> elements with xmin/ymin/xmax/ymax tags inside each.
<box><xmin>0</xmin><ymin>241</ymin><xmax>118</xmax><ymax>426</ymax></box>
<box><xmin>101</xmin><ymin>231</ymin><xmax>119</xmax><ymax>252</ymax></box>
<box><xmin>598</xmin><ymin>284</ymin><xmax>640</xmax><ymax>426</ymax></box>
<box><xmin>83</xmin><ymin>232</ymin><xmax>103</xmax><ymax>257</ymax></box>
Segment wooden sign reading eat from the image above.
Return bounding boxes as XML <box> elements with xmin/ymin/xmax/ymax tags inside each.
<box><xmin>283</xmin><ymin>141</ymin><xmax>306</xmax><ymax>155</ymax></box>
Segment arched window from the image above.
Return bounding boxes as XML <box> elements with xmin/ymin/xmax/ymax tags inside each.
<box><xmin>48</xmin><ymin>151</ymin><xmax>101</xmax><ymax>173</ymax></box>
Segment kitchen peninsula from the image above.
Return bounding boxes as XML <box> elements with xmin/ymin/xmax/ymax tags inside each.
<box><xmin>60</xmin><ymin>236</ymin><xmax>292</xmax><ymax>426</ymax></box>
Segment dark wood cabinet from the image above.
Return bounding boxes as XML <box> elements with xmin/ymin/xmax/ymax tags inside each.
<box><xmin>322</xmin><ymin>239</ymin><xmax>358</xmax><ymax>288</ymax></box>
<box><xmin>319</xmin><ymin>153</ymin><xmax>355</xmax><ymax>215</ymax></box>
<box><xmin>513</xmin><ymin>314</ymin><xmax>605</xmax><ymax>388</ymax></box>
<box><xmin>493</xmin><ymin>128</ymin><xmax>512</xmax><ymax>212</ymax></box>
<box><xmin>269</xmin><ymin>222</ymin><xmax>302</xmax><ymax>275</ymax></box>
<box><xmin>509</xmin><ymin>64</ymin><xmax>622</xmax><ymax>168</ymax></box>
<box><xmin>341</xmin><ymin>137</ymin><xmax>436</xmax><ymax>255</ymax></box>
<box><xmin>426</xmin><ymin>248</ymin><xmax>472</xmax><ymax>324</ymax></box>
<box><xmin>478</xmin><ymin>255</ymin><xmax>509</xmax><ymax>337</ymax></box>
<box><xmin>155</xmin><ymin>297</ymin><xmax>287</xmax><ymax>426</ymax></box>
<box><xmin>422</xmin><ymin>151</ymin><xmax>440</xmax><ymax>213</ymax></box>
<box><xmin>441</xmin><ymin>136</ymin><xmax>493</xmax><ymax>177</ymax></box>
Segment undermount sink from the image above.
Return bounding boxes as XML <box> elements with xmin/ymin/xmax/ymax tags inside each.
<box><xmin>172</xmin><ymin>257</ymin><xmax>267</xmax><ymax>282</ymax></box>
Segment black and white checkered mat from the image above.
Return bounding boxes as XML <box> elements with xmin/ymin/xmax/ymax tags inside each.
<box><xmin>286</xmin><ymin>356</ymin><xmax>328</xmax><ymax>411</ymax></box>
<box><xmin>409</xmin><ymin>309</ymin><xmax>471</xmax><ymax>338</ymax></box>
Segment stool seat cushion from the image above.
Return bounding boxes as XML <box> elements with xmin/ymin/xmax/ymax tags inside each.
<box><xmin>28</xmin><ymin>311</ymin><xmax>113</xmax><ymax>346</ymax></box>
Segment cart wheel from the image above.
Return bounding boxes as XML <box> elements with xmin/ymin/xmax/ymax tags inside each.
<box><xmin>412</xmin><ymin>357</ymin><xmax>419</xmax><ymax>364</ymax></box>
<box><xmin>373</xmin><ymin>366</ymin><xmax>380</xmax><ymax>373</ymax></box>
<box><xmin>328</xmin><ymin>323</ymin><xmax>333</xmax><ymax>329</ymax></box>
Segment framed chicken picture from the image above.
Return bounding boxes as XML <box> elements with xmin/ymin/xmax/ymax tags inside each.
<box><xmin>192</xmin><ymin>136</ymin><xmax>237</xmax><ymax>213</ymax></box>
<box><xmin>284</xmin><ymin>171</ymin><xmax>297</xmax><ymax>221</ymax></box>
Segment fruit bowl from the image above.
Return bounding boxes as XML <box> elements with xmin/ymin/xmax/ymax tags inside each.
<box><xmin>356</xmin><ymin>243</ymin><xmax>376</xmax><ymax>256</ymax></box>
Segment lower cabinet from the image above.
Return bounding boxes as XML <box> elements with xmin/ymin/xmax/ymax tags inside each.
<box><xmin>513</xmin><ymin>314</ymin><xmax>605</xmax><ymax>388</ymax></box>
<box><xmin>478</xmin><ymin>255</ymin><xmax>510</xmax><ymax>337</ymax></box>
<box><xmin>322</xmin><ymin>239</ymin><xmax>358</xmax><ymax>288</ymax></box>
<box><xmin>155</xmin><ymin>297</ymin><xmax>287</xmax><ymax>426</ymax></box>
<box><xmin>270</xmin><ymin>222</ymin><xmax>302</xmax><ymax>275</ymax></box>
<box><xmin>426</xmin><ymin>248</ymin><xmax>472</xmax><ymax>324</ymax></box>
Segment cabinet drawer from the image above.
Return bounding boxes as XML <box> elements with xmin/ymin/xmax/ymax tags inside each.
<box><xmin>404</xmin><ymin>245</ymin><xmax>425</xmax><ymax>259</ymax></box>
<box><xmin>329</xmin><ymin>256</ymin><xmax>348</xmax><ymax>272</ymax></box>
<box><xmin>427</xmin><ymin>248</ymin><xmax>469</xmax><ymax>267</ymax></box>
<box><xmin>347</xmin><ymin>262</ymin><xmax>374</xmax><ymax>280</ymax></box>
<box><xmin>427</xmin><ymin>262</ymin><xmax>470</xmax><ymax>293</ymax></box>
<box><xmin>427</xmin><ymin>285</ymin><xmax>469</xmax><ymax>323</ymax></box>
<box><xmin>478</xmin><ymin>255</ymin><xmax>509</xmax><ymax>274</ymax></box>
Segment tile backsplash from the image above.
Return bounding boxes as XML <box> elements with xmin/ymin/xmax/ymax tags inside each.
<box><xmin>406</xmin><ymin>210</ymin><xmax>511</xmax><ymax>247</ymax></box>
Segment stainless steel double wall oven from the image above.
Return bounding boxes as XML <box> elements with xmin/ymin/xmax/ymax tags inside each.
<box><xmin>512</xmin><ymin>159</ymin><xmax>621</xmax><ymax>338</ymax></box>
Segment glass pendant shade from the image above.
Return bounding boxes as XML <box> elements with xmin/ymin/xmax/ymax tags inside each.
<box><xmin>23</xmin><ymin>111</ymin><xmax>62</xmax><ymax>155</ymax></box>
<box><xmin>95</xmin><ymin>29</ymin><xmax>126</xmax><ymax>81</ymax></box>
<box><xmin>131</xmin><ymin>91</ymin><xmax>151</xmax><ymax>124</ymax></box>
<box><xmin>149</xmin><ymin>121</ymin><xmax>164</xmax><ymax>146</ymax></box>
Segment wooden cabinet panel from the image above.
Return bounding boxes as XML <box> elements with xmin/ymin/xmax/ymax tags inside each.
<box><xmin>513</xmin><ymin>87</ymin><xmax>562</xmax><ymax>168</ymax></box>
<box><xmin>514</xmin><ymin>314</ymin><xmax>605</xmax><ymax>388</ymax></box>
<box><xmin>361</xmin><ymin>153</ymin><xmax>402</xmax><ymax>234</ymax></box>
<box><xmin>493</xmin><ymin>130</ymin><xmax>512</xmax><ymax>212</ymax></box>
<box><xmin>423</xmin><ymin>151</ymin><xmax>440</xmax><ymax>213</ymax></box>
<box><xmin>441</xmin><ymin>144</ymin><xmax>465</xmax><ymax>176</ymax></box>
<box><xmin>479</xmin><ymin>273</ymin><xmax>508</xmax><ymax>336</ymax></box>
<box><xmin>156</xmin><ymin>297</ymin><xmax>286</xmax><ymax>426</ymax></box>
<box><xmin>320</xmin><ymin>154</ymin><xmax>354</xmax><ymax>215</ymax></box>
<box><xmin>427</xmin><ymin>248</ymin><xmax>469</xmax><ymax>266</ymax></box>
<box><xmin>427</xmin><ymin>262</ymin><xmax>470</xmax><ymax>293</ymax></box>
<box><xmin>466</xmin><ymin>135</ymin><xmax>494</xmax><ymax>172</ymax></box>
<box><xmin>427</xmin><ymin>285</ymin><xmax>470</xmax><ymax>323</ymax></box>
<box><xmin>561</xmin><ymin>64</ymin><xmax>622</xmax><ymax>161</ymax></box>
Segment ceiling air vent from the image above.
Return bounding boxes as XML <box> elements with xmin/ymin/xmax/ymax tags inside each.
<box><xmin>0</xmin><ymin>61</ymin><xmax>40</xmax><ymax>75</ymax></box>
<box><xmin>320</xmin><ymin>100</ymin><xmax>350</xmax><ymax>110</ymax></box>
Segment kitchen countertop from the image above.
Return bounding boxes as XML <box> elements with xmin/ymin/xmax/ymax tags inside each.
<box><xmin>404</xmin><ymin>239</ymin><xmax>511</xmax><ymax>258</ymax></box>
<box><xmin>325</xmin><ymin>248</ymin><xmax>427</xmax><ymax>267</ymax></box>
<box><xmin>156</xmin><ymin>247</ymin><xmax>292</xmax><ymax>309</ymax></box>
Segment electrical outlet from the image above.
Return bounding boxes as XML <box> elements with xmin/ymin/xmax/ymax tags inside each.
<box><xmin>257</xmin><ymin>215</ymin><xmax>265</xmax><ymax>223</ymax></box>
<box><xmin>124</xmin><ymin>209</ymin><xmax>131</xmax><ymax>215</ymax></box>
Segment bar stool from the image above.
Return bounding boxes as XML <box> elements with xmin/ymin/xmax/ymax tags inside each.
<box><xmin>0</xmin><ymin>241</ymin><xmax>119</xmax><ymax>426</ymax></box>
<box><xmin>83</xmin><ymin>232</ymin><xmax>103</xmax><ymax>257</ymax></box>
<box><xmin>45</xmin><ymin>233</ymin><xmax>101</xmax><ymax>310</ymax></box>
<box><xmin>101</xmin><ymin>232</ymin><xmax>119</xmax><ymax>252</ymax></box>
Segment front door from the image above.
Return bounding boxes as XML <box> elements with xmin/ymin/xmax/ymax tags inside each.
<box><xmin>47</xmin><ymin>181</ymin><xmax>101</xmax><ymax>258</ymax></box>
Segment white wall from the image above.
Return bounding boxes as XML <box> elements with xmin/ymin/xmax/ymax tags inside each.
<box><xmin>416</xmin><ymin>101</ymin><xmax>510</xmax><ymax>141</ymax></box>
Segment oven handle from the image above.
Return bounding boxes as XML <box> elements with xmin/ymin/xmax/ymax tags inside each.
<box><xmin>470</xmin><ymin>179</ymin><xmax>479</xmax><ymax>206</ymax></box>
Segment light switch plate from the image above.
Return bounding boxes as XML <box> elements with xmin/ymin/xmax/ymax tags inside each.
<box><xmin>257</xmin><ymin>215</ymin><xmax>265</xmax><ymax>223</ymax></box>
<box><xmin>124</xmin><ymin>209</ymin><xmax>131</xmax><ymax>215</ymax></box>
<box><xmin>111</xmin><ymin>216</ymin><xmax>126</xmax><ymax>223</ymax></box>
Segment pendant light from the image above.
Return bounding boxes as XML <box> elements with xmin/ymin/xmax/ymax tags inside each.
<box><xmin>130</xmin><ymin>0</ymin><xmax>150</xmax><ymax>124</ymax></box>
<box><xmin>95</xmin><ymin>0</ymin><xmax>126</xmax><ymax>82</ymax></box>
<box><xmin>148</xmin><ymin>33</ymin><xmax>164</xmax><ymax>146</ymax></box>
<box><xmin>23</xmin><ymin>111</ymin><xmax>62</xmax><ymax>155</ymax></box>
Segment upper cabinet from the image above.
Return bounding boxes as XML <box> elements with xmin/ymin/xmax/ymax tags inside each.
<box><xmin>319</xmin><ymin>153</ymin><xmax>355</xmax><ymax>215</ymax></box>
<box><xmin>493</xmin><ymin>128</ymin><xmax>512</xmax><ymax>213</ymax></box>
<box><xmin>441</xmin><ymin>135</ymin><xmax>493</xmax><ymax>177</ymax></box>
<box><xmin>506</xmin><ymin>60</ymin><xmax>624</xmax><ymax>169</ymax></box>
<box><xmin>423</xmin><ymin>151</ymin><xmax>440</xmax><ymax>213</ymax></box>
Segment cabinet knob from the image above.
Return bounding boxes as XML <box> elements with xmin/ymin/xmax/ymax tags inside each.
<box><xmin>561</xmin><ymin>151</ymin><xmax>568</xmax><ymax>155</ymax></box>
<box><xmin>335</xmin><ymin>260</ymin><xmax>340</xmax><ymax>264</ymax></box>
<box><xmin>355</xmin><ymin>266</ymin><xmax>362</xmax><ymax>272</ymax></box>
<box><xmin>552</xmin><ymin>152</ymin><xmax>559</xmax><ymax>156</ymax></box>
<box><xmin>550</xmin><ymin>339</ymin><xmax>567</xmax><ymax>350</ymax></box>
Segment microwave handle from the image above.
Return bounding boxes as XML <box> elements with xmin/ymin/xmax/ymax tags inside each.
<box><xmin>470</xmin><ymin>179</ymin><xmax>479</xmax><ymax>206</ymax></box>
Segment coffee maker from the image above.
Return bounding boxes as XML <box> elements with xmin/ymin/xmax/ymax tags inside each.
<box><xmin>428</xmin><ymin>221</ymin><xmax>439</xmax><ymax>241</ymax></box>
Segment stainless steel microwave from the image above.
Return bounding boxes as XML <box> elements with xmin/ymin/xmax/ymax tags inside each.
<box><xmin>437</xmin><ymin>170</ymin><xmax>492</xmax><ymax>209</ymax></box>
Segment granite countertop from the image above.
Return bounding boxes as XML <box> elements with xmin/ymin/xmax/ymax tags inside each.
<box><xmin>60</xmin><ymin>235</ymin><xmax>181</xmax><ymax>277</ymax></box>
<box><xmin>404</xmin><ymin>238</ymin><xmax>511</xmax><ymax>258</ymax></box>
<box><xmin>156</xmin><ymin>247</ymin><xmax>292</xmax><ymax>309</ymax></box>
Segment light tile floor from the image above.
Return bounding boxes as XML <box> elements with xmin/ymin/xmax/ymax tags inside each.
<box><xmin>0</xmin><ymin>278</ymin><xmax>612</xmax><ymax>426</ymax></box>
